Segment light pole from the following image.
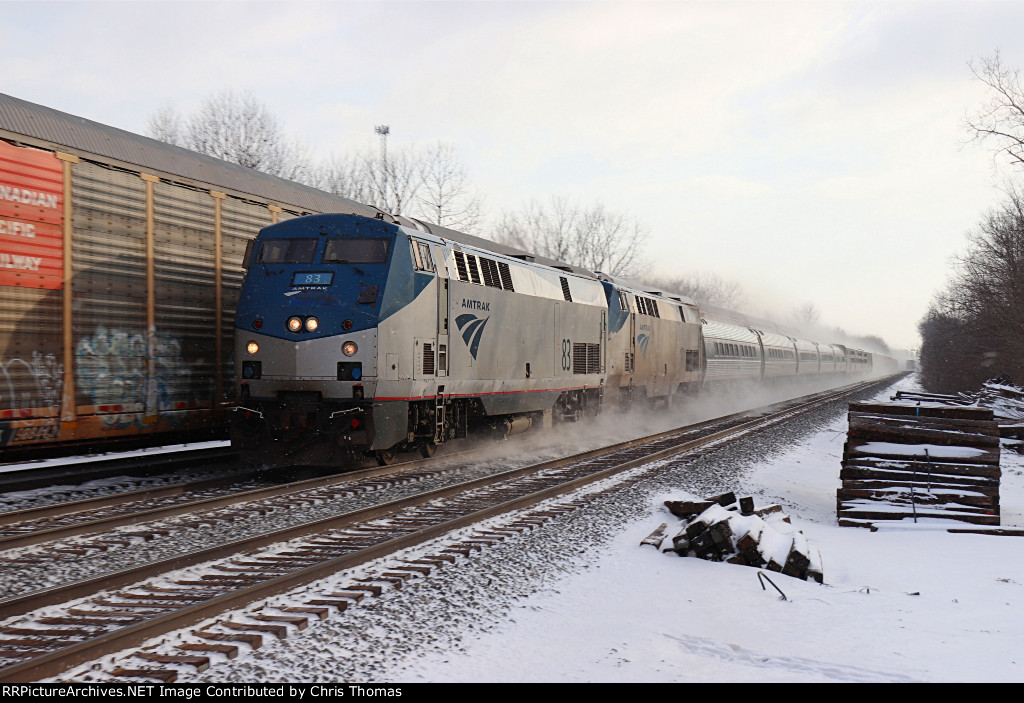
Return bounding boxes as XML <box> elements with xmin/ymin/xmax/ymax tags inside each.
<box><xmin>375</xmin><ymin>125</ymin><xmax>391</xmax><ymax>209</ymax></box>
<box><xmin>375</xmin><ymin>125</ymin><xmax>390</xmax><ymax>166</ymax></box>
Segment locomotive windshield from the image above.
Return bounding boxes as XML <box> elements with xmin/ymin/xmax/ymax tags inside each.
<box><xmin>323</xmin><ymin>238</ymin><xmax>390</xmax><ymax>264</ymax></box>
<box><xmin>255</xmin><ymin>238</ymin><xmax>318</xmax><ymax>264</ymax></box>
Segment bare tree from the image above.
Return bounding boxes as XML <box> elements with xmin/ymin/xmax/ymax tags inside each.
<box><xmin>493</xmin><ymin>196</ymin><xmax>577</xmax><ymax>262</ymax></box>
<box><xmin>493</xmin><ymin>197</ymin><xmax>647</xmax><ymax>277</ymax></box>
<box><xmin>146</xmin><ymin>105</ymin><xmax>184</xmax><ymax>147</ymax></box>
<box><xmin>312</xmin><ymin>152</ymin><xmax>376</xmax><ymax>205</ymax></box>
<box><xmin>965</xmin><ymin>51</ymin><xmax>1024</xmax><ymax>171</ymax></box>
<box><xmin>640</xmin><ymin>272</ymin><xmax>745</xmax><ymax>308</ymax></box>
<box><xmin>147</xmin><ymin>90</ymin><xmax>312</xmax><ymax>182</ymax></box>
<box><xmin>414</xmin><ymin>143</ymin><xmax>483</xmax><ymax>233</ymax></box>
<box><xmin>357</xmin><ymin>145</ymin><xmax>423</xmax><ymax>216</ymax></box>
<box><xmin>572</xmin><ymin>203</ymin><xmax>647</xmax><ymax>275</ymax></box>
<box><xmin>919</xmin><ymin>186</ymin><xmax>1024</xmax><ymax>390</ymax></box>
<box><xmin>793</xmin><ymin>301</ymin><xmax>821</xmax><ymax>331</ymax></box>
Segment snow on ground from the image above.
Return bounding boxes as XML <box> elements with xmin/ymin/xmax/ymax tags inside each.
<box><xmin>58</xmin><ymin>375</ymin><xmax>1024</xmax><ymax>683</ymax></box>
<box><xmin>386</xmin><ymin>374</ymin><xmax>1024</xmax><ymax>682</ymax></box>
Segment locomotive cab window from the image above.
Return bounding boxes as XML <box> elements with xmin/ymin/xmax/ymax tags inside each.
<box><xmin>256</xmin><ymin>238</ymin><xmax>317</xmax><ymax>264</ymax></box>
<box><xmin>323</xmin><ymin>238</ymin><xmax>390</xmax><ymax>264</ymax></box>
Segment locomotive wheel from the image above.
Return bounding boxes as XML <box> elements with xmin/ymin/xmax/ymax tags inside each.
<box><xmin>375</xmin><ymin>447</ymin><xmax>398</xmax><ymax>466</ymax></box>
<box><xmin>419</xmin><ymin>443</ymin><xmax>437</xmax><ymax>458</ymax></box>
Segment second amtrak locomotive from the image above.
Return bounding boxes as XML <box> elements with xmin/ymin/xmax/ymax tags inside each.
<box><xmin>232</xmin><ymin>212</ymin><xmax>886</xmax><ymax>465</ymax></box>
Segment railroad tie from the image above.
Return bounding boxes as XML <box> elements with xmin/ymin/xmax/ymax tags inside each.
<box><xmin>136</xmin><ymin>652</ymin><xmax>211</xmax><ymax>671</ymax></box>
<box><xmin>303</xmin><ymin>598</ymin><xmax>351</xmax><ymax>611</ymax></box>
<box><xmin>178</xmin><ymin>642</ymin><xmax>239</xmax><ymax>658</ymax></box>
<box><xmin>109</xmin><ymin>667</ymin><xmax>177</xmax><ymax>683</ymax></box>
<box><xmin>280</xmin><ymin>606</ymin><xmax>330</xmax><ymax>620</ymax></box>
<box><xmin>252</xmin><ymin>614</ymin><xmax>310</xmax><ymax>631</ymax></box>
<box><xmin>325</xmin><ymin>590</ymin><xmax>367</xmax><ymax>602</ymax></box>
<box><xmin>345</xmin><ymin>583</ymin><xmax>384</xmax><ymax>596</ymax></box>
<box><xmin>195</xmin><ymin>630</ymin><xmax>263</xmax><ymax>649</ymax></box>
<box><xmin>221</xmin><ymin>620</ymin><xmax>289</xmax><ymax>640</ymax></box>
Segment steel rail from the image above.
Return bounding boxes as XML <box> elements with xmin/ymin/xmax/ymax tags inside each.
<box><xmin>0</xmin><ymin>376</ymin><xmax>895</xmax><ymax>682</ymax></box>
<box><xmin>0</xmin><ymin>448</ymin><xmax>480</xmax><ymax>550</ymax></box>
<box><xmin>0</xmin><ymin>447</ymin><xmax>239</xmax><ymax>494</ymax></box>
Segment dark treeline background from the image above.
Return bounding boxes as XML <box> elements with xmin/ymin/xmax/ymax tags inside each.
<box><xmin>920</xmin><ymin>52</ymin><xmax>1024</xmax><ymax>392</ymax></box>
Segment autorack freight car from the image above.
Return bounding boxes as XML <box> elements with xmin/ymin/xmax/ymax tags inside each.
<box><xmin>0</xmin><ymin>93</ymin><xmax>397</xmax><ymax>456</ymax></box>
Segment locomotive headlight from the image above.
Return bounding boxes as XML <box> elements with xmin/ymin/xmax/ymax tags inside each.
<box><xmin>342</xmin><ymin>341</ymin><xmax>358</xmax><ymax>357</ymax></box>
<box><xmin>287</xmin><ymin>316</ymin><xmax>302</xmax><ymax>333</ymax></box>
<box><xmin>305</xmin><ymin>316</ymin><xmax>319</xmax><ymax>332</ymax></box>
<box><xmin>246</xmin><ymin>341</ymin><xmax>259</xmax><ymax>355</ymax></box>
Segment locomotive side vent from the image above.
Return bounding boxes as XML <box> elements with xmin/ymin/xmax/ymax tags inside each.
<box><xmin>573</xmin><ymin>343</ymin><xmax>601</xmax><ymax>374</ymax></box>
<box><xmin>423</xmin><ymin>343</ymin><xmax>435</xmax><ymax>375</ymax></box>
<box><xmin>559</xmin><ymin>276</ymin><xmax>572</xmax><ymax>302</ymax></box>
<box><xmin>587</xmin><ymin>343</ymin><xmax>601</xmax><ymax>374</ymax></box>
<box><xmin>573</xmin><ymin>343</ymin><xmax>587</xmax><ymax>374</ymax></box>
<box><xmin>466</xmin><ymin>254</ymin><xmax>483</xmax><ymax>285</ymax></box>
<box><xmin>498</xmin><ymin>261</ymin><xmax>514</xmax><ymax>291</ymax></box>
<box><xmin>453</xmin><ymin>251</ymin><xmax>470</xmax><ymax>282</ymax></box>
<box><xmin>480</xmin><ymin>257</ymin><xmax>502</xmax><ymax>288</ymax></box>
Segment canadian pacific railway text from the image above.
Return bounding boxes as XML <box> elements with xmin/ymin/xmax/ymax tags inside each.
<box><xmin>0</xmin><ymin>186</ymin><xmax>58</xmax><ymax>209</ymax></box>
<box><xmin>0</xmin><ymin>218</ymin><xmax>36</xmax><ymax>237</ymax></box>
<box><xmin>0</xmin><ymin>253</ymin><xmax>42</xmax><ymax>270</ymax></box>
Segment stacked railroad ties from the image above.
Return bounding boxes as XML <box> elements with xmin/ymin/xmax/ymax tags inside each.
<box><xmin>838</xmin><ymin>389</ymin><xmax>1006</xmax><ymax>529</ymax></box>
<box><xmin>642</xmin><ymin>492</ymin><xmax>824</xmax><ymax>583</ymax></box>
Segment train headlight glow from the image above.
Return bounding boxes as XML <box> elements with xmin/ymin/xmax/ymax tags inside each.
<box><xmin>342</xmin><ymin>341</ymin><xmax>358</xmax><ymax>357</ymax></box>
<box><xmin>305</xmin><ymin>316</ymin><xmax>319</xmax><ymax>332</ymax></box>
<box><xmin>246</xmin><ymin>341</ymin><xmax>259</xmax><ymax>355</ymax></box>
<box><xmin>287</xmin><ymin>316</ymin><xmax>303</xmax><ymax>332</ymax></box>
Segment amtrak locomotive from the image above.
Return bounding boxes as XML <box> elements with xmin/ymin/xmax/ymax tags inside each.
<box><xmin>232</xmin><ymin>213</ymin><xmax>887</xmax><ymax>465</ymax></box>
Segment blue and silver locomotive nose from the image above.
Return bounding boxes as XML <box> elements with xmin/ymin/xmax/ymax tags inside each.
<box><xmin>232</xmin><ymin>214</ymin><xmax>398</xmax><ymax>457</ymax></box>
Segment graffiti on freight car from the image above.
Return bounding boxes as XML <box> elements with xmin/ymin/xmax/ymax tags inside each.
<box><xmin>0</xmin><ymin>352</ymin><xmax>63</xmax><ymax>413</ymax></box>
<box><xmin>0</xmin><ymin>352</ymin><xmax>63</xmax><ymax>446</ymax></box>
<box><xmin>75</xmin><ymin>327</ymin><xmax>193</xmax><ymax>429</ymax></box>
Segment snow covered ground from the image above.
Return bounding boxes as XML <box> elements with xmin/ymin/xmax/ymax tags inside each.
<box><xmin>385</xmin><ymin>374</ymin><xmax>1023</xmax><ymax>683</ymax></box>
<box><xmin>56</xmin><ymin>374</ymin><xmax>1024</xmax><ymax>683</ymax></box>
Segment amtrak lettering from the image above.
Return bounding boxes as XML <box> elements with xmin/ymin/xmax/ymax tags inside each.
<box><xmin>455</xmin><ymin>313</ymin><xmax>489</xmax><ymax>360</ymax></box>
<box><xmin>461</xmin><ymin>299</ymin><xmax>490</xmax><ymax>311</ymax></box>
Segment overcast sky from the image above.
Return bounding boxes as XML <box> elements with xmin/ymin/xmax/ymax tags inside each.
<box><xmin>5</xmin><ymin>0</ymin><xmax>1023</xmax><ymax>350</ymax></box>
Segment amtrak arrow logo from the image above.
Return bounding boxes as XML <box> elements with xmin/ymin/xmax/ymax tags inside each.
<box><xmin>456</xmin><ymin>313</ymin><xmax>489</xmax><ymax>360</ymax></box>
<box><xmin>637</xmin><ymin>333</ymin><xmax>651</xmax><ymax>359</ymax></box>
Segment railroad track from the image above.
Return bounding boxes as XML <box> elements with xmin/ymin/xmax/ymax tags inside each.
<box><xmin>0</xmin><ymin>444</ymin><xmax>243</xmax><ymax>500</ymax></box>
<box><xmin>0</xmin><ymin>376</ymin><xmax>896</xmax><ymax>682</ymax></box>
<box><xmin>0</xmin><ymin>456</ymin><xmax>446</xmax><ymax>552</ymax></box>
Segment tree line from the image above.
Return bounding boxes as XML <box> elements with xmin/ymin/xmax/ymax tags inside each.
<box><xmin>918</xmin><ymin>52</ymin><xmax>1024</xmax><ymax>392</ymax></box>
<box><xmin>149</xmin><ymin>91</ymin><xmax>649</xmax><ymax>277</ymax></box>
<box><xmin>148</xmin><ymin>90</ymin><xmax>892</xmax><ymax>352</ymax></box>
